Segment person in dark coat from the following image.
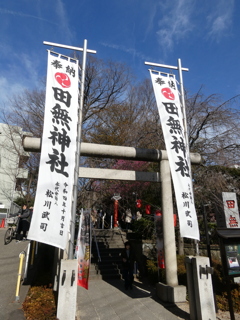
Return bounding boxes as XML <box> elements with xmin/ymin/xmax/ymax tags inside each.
<box><xmin>16</xmin><ymin>204</ymin><xmax>31</xmax><ymax>241</ymax></box>
<box><xmin>121</xmin><ymin>241</ymin><xmax>136</xmax><ymax>290</ymax></box>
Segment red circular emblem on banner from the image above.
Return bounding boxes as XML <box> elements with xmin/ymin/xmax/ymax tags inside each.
<box><xmin>161</xmin><ymin>87</ymin><xmax>175</xmax><ymax>100</ymax></box>
<box><xmin>55</xmin><ymin>72</ymin><xmax>71</xmax><ymax>88</ymax></box>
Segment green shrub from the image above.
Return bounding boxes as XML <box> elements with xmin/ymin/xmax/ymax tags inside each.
<box><xmin>146</xmin><ymin>255</ymin><xmax>240</xmax><ymax>313</ymax></box>
<box><xmin>146</xmin><ymin>259</ymin><xmax>159</xmax><ymax>284</ymax></box>
<box><xmin>177</xmin><ymin>255</ymin><xmax>187</xmax><ymax>286</ymax></box>
<box><xmin>211</xmin><ymin>258</ymin><xmax>240</xmax><ymax>312</ymax></box>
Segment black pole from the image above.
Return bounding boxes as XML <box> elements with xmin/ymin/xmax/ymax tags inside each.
<box><xmin>226</xmin><ymin>277</ymin><xmax>235</xmax><ymax>320</ymax></box>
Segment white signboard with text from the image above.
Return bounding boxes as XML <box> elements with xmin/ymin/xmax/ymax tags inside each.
<box><xmin>222</xmin><ymin>192</ymin><xmax>240</xmax><ymax>228</ymax></box>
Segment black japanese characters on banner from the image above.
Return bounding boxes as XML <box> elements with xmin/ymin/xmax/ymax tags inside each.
<box><xmin>46</xmin><ymin>59</ymin><xmax>75</xmax><ymax>177</ymax></box>
<box><xmin>27</xmin><ymin>51</ymin><xmax>79</xmax><ymax>249</ymax></box>
<box><xmin>155</xmin><ymin>77</ymin><xmax>190</xmax><ymax>179</ymax></box>
<box><xmin>38</xmin><ymin>58</ymin><xmax>75</xmax><ymax>235</ymax></box>
<box><xmin>150</xmin><ymin>71</ymin><xmax>199</xmax><ymax>240</ymax></box>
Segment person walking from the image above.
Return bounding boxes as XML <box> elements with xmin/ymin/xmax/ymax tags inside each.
<box><xmin>16</xmin><ymin>204</ymin><xmax>31</xmax><ymax>241</ymax></box>
<box><xmin>97</xmin><ymin>209</ymin><xmax>103</xmax><ymax>229</ymax></box>
<box><xmin>121</xmin><ymin>241</ymin><xmax>136</xmax><ymax>290</ymax></box>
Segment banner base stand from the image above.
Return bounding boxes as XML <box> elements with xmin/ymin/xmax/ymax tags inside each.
<box><xmin>57</xmin><ymin>259</ymin><xmax>78</xmax><ymax>320</ymax></box>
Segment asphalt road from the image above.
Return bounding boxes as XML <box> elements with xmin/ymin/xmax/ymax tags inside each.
<box><xmin>0</xmin><ymin>228</ymin><xmax>29</xmax><ymax>320</ymax></box>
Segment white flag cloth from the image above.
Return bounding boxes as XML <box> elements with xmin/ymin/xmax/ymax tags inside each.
<box><xmin>150</xmin><ymin>70</ymin><xmax>199</xmax><ymax>240</ymax></box>
<box><xmin>28</xmin><ymin>51</ymin><xmax>79</xmax><ymax>249</ymax></box>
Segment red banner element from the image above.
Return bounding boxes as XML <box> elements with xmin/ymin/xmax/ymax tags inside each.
<box><xmin>145</xmin><ymin>204</ymin><xmax>151</xmax><ymax>215</ymax></box>
<box><xmin>136</xmin><ymin>199</ymin><xmax>142</xmax><ymax>208</ymax></box>
<box><xmin>173</xmin><ymin>214</ymin><xmax>177</xmax><ymax>227</ymax></box>
<box><xmin>158</xmin><ymin>250</ymin><xmax>165</xmax><ymax>269</ymax></box>
<box><xmin>76</xmin><ymin>210</ymin><xmax>91</xmax><ymax>289</ymax></box>
<box><xmin>113</xmin><ymin>200</ymin><xmax>118</xmax><ymax>228</ymax></box>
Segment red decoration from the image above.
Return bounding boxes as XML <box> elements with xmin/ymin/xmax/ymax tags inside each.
<box><xmin>158</xmin><ymin>250</ymin><xmax>165</xmax><ymax>269</ymax></box>
<box><xmin>226</xmin><ymin>200</ymin><xmax>235</xmax><ymax>209</ymax></box>
<box><xmin>113</xmin><ymin>200</ymin><xmax>119</xmax><ymax>228</ymax></box>
<box><xmin>155</xmin><ymin>209</ymin><xmax>162</xmax><ymax>216</ymax></box>
<box><xmin>173</xmin><ymin>214</ymin><xmax>177</xmax><ymax>227</ymax></box>
<box><xmin>136</xmin><ymin>199</ymin><xmax>142</xmax><ymax>208</ymax></box>
<box><xmin>161</xmin><ymin>87</ymin><xmax>175</xmax><ymax>100</ymax></box>
<box><xmin>145</xmin><ymin>204</ymin><xmax>151</xmax><ymax>215</ymax></box>
<box><xmin>55</xmin><ymin>72</ymin><xmax>71</xmax><ymax>88</ymax></box>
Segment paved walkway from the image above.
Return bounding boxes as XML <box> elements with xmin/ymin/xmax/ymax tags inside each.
<box><xmin>77</xmin><ymin>278</ymin><xmax>190</xmax><ymax>320</ymax></box>
<box><xmin>0</xmin><ymin>228</ymin><xmax>29</xmax><ymax>320</ymax></box>
<box><xmin>1</xmin><ymin>226</ymin><xmax>189</xmax><ymax>320</ymax></box>
<box><xmin>2</xmin><ymin>226</ymin><xmax>238</xmax><ymax>320</ymax></box>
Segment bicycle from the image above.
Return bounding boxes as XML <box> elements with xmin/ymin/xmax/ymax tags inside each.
<box><xmin>4</xmin><ymin>216</ymin><xmax>19</xmax><ymax>245</ymax></box>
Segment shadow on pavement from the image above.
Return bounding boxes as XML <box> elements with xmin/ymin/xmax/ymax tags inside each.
<box><xmin>104</xmin><ymin>277</ymin><xmax>190</xmax><ymax>320</ymax></box>
<box><xmin>104</xmin><ymin>278</ymin><xmax>152</xmax><ymax>298</ymax></box>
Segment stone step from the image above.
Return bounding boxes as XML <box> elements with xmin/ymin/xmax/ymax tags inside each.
<box><xmin>91</xmin><ymin>248</ymin><xmax>123</xmax><ymax>255</ymax></box>
<box><xmin>90</xmin><ymin>229</ymin><xmax>127</xmax><ymax>280</ymax></box>
<box><xmin>91</xmin><ymin>256</ymin><xmax>122</xmax><ymax>262</ymax></box>
<box><xmin>91</xmin><ymin>260</ymin><xmax>121</xmax><ymax>267</ymax></box>
<box><xmin>91</xmin><ymin>257</ymin><xmax>122</xmax><ymax>266</ymax></box>
<box><xmin>92</xmin><ymin>243</ymin><xmax>124</xmax><ymax>249</ymax></box>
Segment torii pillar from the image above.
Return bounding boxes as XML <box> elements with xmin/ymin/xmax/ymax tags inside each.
<box><xmin>156</xmin><ymin>160</ymin><xmax>186</xmax><ymax>303</ymax></box>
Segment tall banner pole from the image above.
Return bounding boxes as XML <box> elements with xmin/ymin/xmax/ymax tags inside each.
<box><xmin>41</xmin><ymin>41</ymin><xmax>96</xmax><ymax>258</ymax></box>
<box><xmin>178</xmin><ymin>59</ymin><xmax>199</xmax><ymax>254</ymax></box>
<box><xmin>177</xmin><ymin>59</ymin><xmax>188</xmax><ymax>142</ymax></box>
<box><xmin>69</xmin><ymin>40</ymin><xmax>87</xmax><ymax>259</ymax></box>
<box><xmin>178</xmin><ymin>58</ymin><xmax>192</xmax><ymax>178</ymax></box>
<box><xmin>40</xmin><ymin>40</ymin><xmax>96</xmax><ymax>320</ymax></box>
<box><xmin>145</xmin><ymin>59</ymin><xmax>199</xmax><ymax>240</ymax></box>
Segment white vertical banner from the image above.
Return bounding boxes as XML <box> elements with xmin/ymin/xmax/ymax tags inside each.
<box><xmin>222</xmin><ymin>192</ymin><xmax>240</xmax><ymax>228</ymax></box>
<box><xmin>28</xmin><ymin>51</ymin><xmax>79</xmax><ymax>249</ymax></box>
<box><xmin>150</xmin><ymin>70</ymin><xmax>199</xmax><ymax>240</ymax></box>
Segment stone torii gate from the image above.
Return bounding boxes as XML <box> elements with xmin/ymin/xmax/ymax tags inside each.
<box><xmin>23</xmin><ymin>136</ymin><xmax>202</xmax><ymax>302</ymax></box>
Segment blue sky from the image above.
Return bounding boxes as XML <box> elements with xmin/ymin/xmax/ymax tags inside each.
<box><xmin>0</xmin><ymin>0</ymin><xmax>240</xmax><ymax>107</ymax></box>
